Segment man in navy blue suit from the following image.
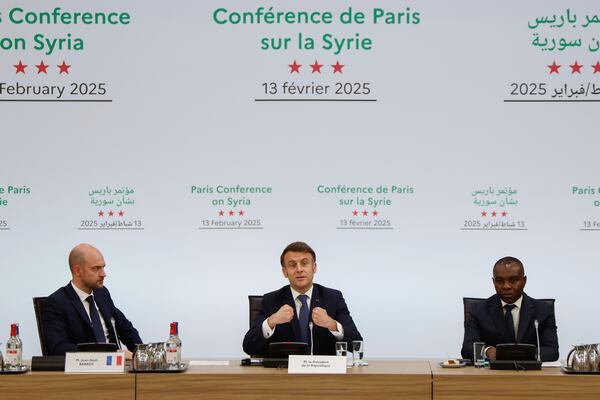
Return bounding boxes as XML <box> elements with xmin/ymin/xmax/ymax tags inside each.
<box><xmin>461</xmin><ymin>256</ymin><xmax>559</xmax><ymax>362</ymax></box>
<box><xmin>243</xmin><ymin>241</ymin><xmax>362</xmax><ymax>356</ymax></box>
<box><xmin>42</xmin><ymin>244</ymin><xmax>142</xmax><ymax>357</ymax></box>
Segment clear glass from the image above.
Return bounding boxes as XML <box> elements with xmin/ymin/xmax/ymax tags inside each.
<box><xmin>352</xmin><ymin>340</ymin><xmax>365</xmax><ymax>366</ymax></box>
<box><xmin>336</xmin><ymin>342</ymin><xmax>352</xmax><ymax>367</ymax></box>
<box><xmin>473</xmin><ymin>342</ymin><xmax>486</xmax><ymax>367</ymax></box>
<box><xmin>4</xmin><ymin>333</ymin><xmax>22</xmax><ymax>370</ymax></box>
<box><xmin>133</xmin><ymin>344</ymin><xmax>150</xmax><ymax>370</ymax></box>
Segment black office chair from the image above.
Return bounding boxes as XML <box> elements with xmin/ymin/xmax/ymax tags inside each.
<box><xmin>33</xmin><ymin>296</ymin><xmax>48</xmax><ymax>356</ymax></box>
<box><xmin>248</xmin><ymin>295</ymin><xmax>263</xmax><ymax>328</ymax></box>
<box><xmin>463</xmin><ymin>297</ymin><xmax>556</xmax><ymax>328</ymax></box>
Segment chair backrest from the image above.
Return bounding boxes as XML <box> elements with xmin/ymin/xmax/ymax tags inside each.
<box><xmin>463</xmin><ymin>297</ymin><xmax>485</xmax><ymax>329</ymax></box>
<box><xmin>248</xmin><ymin>295</ymin><xmax>263</xmax><ymax>328</ymax></box>
<box><xmin>463</xmin><ymin>297</ymin><xmax>556</xmax><ymax>328</ymax></box>
<box><xmin>33</xmin><ymin>297</ymin><xmax>48</xmax><ymax>356</ymax></box>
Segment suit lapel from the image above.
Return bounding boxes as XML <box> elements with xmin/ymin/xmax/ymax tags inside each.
<box><xmin>517</xmin><ymin>294</ymin><xmax>533</xmax><ymax>343</ymax></box>
<box><xmin>94</xmin><ymin>290</ymin><xmax>117</xmax><ymax>343</ymax></box>
<box><xmin>489</xmin><ymin>295</ymin><xmax>511</xmax><ymax>342</ymax></box>
<box><xmin>65</xmin><ymin>283</ymin><xmax>93</xmax><ymax>328</ymax></box>
<box><xmin>284</xmin><ymin>287</ymin><xmax>301</xmax><ymax>341</ymax></box>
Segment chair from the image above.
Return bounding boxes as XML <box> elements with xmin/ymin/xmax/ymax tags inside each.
<box><xmin>33</xmin><ymin>297</ymin><xmax>48</xmax><ymax>356</ymax></box>
<box><xmin>463</xmin><ymin>297</ymin><xmax>556</xmax><ymax>328</ymax></box>
<box><xmin>248</xmin><ymin>295</ymin><xmax>263</xmax><ymax>328</ymax></box>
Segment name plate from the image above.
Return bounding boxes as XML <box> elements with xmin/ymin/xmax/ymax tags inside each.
<box><xmin>288</xmin><ymin>355</ymin><xmax>347</xmax><ymax>374</ymax></box>
<box><xmin>65</xmin><ymin>351</ymin><xmax>125</xmax><ymax>373</ymax></box>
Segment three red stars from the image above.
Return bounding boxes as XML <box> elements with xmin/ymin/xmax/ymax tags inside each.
<box><xmin>14</xmin><ymin>60</ymin><xmax>27</xmax><ymax>74</ymax></box>
<box><xmin>310</xmin><ymin>60</ymin><xmax>323</xmax><ymax>74</ymax></box>
<box><xmin>570</xmin><ymin>61</ymin><xmax>583</xmax><ymax>74</ymax></box>
<box><xmin>548</xmin><ymin>61</ymin><xmax>561</xmax><ymax>74</ymax></box>
<box><xmin>481</xmin><ymin>211</ymin><xmax>508</xmax><ymax>217</ymax></box>
<box><xmin>97</xmin><ymin>210</ymin><xmax>125</xmax><ymax>217</ymax></box>
<box><xmin>58</xmin><ymin>61</ymin><xmax>71</xmax><ymax>74</ymax></box>
<box><xmin>36</xmin><ymin>61</ymin><xmax>49</xmax><ymax>74</ymax></box>
<box><xmin>289</xmin><ymin>60</ymin><xmax>301</xmax><ymax>73</ymax></box>
<box><xmin>332</xmin><ymin>60</ymin><xmax>345</xmax><ymax>74</ymax></box>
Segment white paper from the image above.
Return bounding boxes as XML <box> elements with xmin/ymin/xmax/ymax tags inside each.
<box><xmin>288</xmin><ymin>355</ymin><xmax>347</xmax><ymax>374</ymax></box>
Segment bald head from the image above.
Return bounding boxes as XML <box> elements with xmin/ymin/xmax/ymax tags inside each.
<box><xmin>492</xmin><ymin>256</ymin><xmax>526</xmax><ymax>304</ymax></box>
<box><xmin>69</xmin><ymin>244</ymin><xmax>101</xmax><ymax>272</ymax></box>
<box><xmin>69</xmin><ymin>244</ymin><xmax>107</xmax><ymax>293</ymax></box>
<box><xmin>493</xmin><ymin>256</ymin><xmax>524</xmax><ymax>275</ymax></box>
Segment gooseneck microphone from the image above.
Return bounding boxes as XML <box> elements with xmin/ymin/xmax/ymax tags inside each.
<box><xmin>309</xmin><ymin>322</ymin><xmax>314</xmax><ymax>355</ymax></box>
<box><xmin>534</xmin><ymin>319</ymin><xmax>541</xmax><ymax>362</ymax></box>
<box><xmin>111</xmin><ymin>317</ymin><xmax>122</xmax><ymax>350</ymax></box>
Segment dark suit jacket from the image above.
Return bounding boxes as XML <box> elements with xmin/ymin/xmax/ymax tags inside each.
<box><xmin>461</xmin><ymin>293</ymin><xmax>559</xmax><ymax>361</ymax></box>
<box><xmin>243</xmin><ymin>284</ymin><xmax>362</xmax><ymax>356</ymax></box>
<box><xmin>42</xmin><ymin>283</ymin><xmax>142</xmax><ymax>356</ymax></box>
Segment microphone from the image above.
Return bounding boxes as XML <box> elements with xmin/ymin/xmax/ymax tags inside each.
<box><xmin>534</xmin><ymin>319</ymin><xmax>541</xmax><ymax>362</ymax></box>
<box><xmin>309</xmin><ymin>322</ymin><xmax>314</xmax><ymax>355</ymax></box>
<box><xmin>111</xmin><ymin>317</ymin><xmax>122</xmax><ymax>350</ymax></box>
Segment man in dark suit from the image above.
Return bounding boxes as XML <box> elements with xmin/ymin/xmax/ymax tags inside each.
<box><xmin>243</xmin><ymin>241</ymin><xmax>362</xmax><ymax>356</ymax></box>
<box><xmin>461</xmin><ymin>256</ymin><xmax>559</xmax><ymax>362</ymax></box>
<box><xmin>43</xmin><ymin>244</ymin><xmax>142</xmax><ymax>356</ymax></box>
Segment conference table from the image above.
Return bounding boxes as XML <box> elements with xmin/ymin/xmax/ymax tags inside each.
<box><xmin>2</xmin><ymin>360</ymin><xmax>600</xmax><ymax>400</ymax></box>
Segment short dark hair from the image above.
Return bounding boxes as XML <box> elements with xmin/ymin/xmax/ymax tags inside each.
<box><xmin>280</xmin><ymin>241</ymin><xmax>316</xmax><ymax>267</ymax></box>
<box><xmin>493</xmin><ymin>256</ymin><xmax>524</xmax><ymax>274</ymax></box>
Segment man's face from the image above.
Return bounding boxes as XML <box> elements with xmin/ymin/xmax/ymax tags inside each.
<box><xmin>493</xmin><ymin>262</ymin><xmax>526</xmax><ymax>304</ymax></box>
<box><xmin>75</xmin><ymin>249</ymin><xmax>107</xmax><ymax>293</ymax></box>
<box><xmin>282</xmin><ymin>251</ymin><xmax>316</xmax><ymax>293</ymax></box>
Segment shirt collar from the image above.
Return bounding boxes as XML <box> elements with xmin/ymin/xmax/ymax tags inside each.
<box><xmin>291</xmin><ymin>285</ymin><xmax>314</xmax><ymax>301</ymax></box>
<box><xmin>71</xmin><ymin>281</ymin><xmax>93</xmax><ymax>302</ymax></box>
<box><xmin>501</xmin><ymin>295</ymin><xmax>523</xmax><ymax>309</ymax></box>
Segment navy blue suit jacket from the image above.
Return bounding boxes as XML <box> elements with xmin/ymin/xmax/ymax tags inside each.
<box><xmin>461</xmin><ymin>293</ymin><xmax>559</xmax><ymax>361</ymax></box>
<box><xmin>42</xmin><ymin>283</ymin><xmax>142</xmax><ymax>356</ymax></box>
<box><xmin>243</xmin><ymin>284</ymin><xmax>362</xmax><ymax>356</ymax></box>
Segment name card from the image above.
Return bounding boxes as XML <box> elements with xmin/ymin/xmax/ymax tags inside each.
<box><xmin>65</xmin><ymin>351</ymin><xmax>125</xmax><ymax>373</ymax></box>
<box><xmin>288</xmin><ymin>355</ymin><xmax>347</xmax><ymax>374</ymax></box>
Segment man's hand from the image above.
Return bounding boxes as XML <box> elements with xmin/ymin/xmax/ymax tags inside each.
<box><xmin>267</xmin><ymin>304</ymin><xmax>294</xmax><ymax>329</ymax></box>
<box><xmin>124</xmin><ymin>349</ymin><xmax>133</xmax><ymax>360</ymax></box>
<box><xmin>312</xmin><ymin>307</ymin><xmax>337</xmax><ymax>331</ymax></box>
<box><xmin>485</xmin><ymin>346</ymin><xmax>497</xmax><ymax>361</ymax></box>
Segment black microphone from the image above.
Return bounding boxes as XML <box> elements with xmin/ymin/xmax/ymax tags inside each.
<box><xmin>534</xmin><ymin>319</ymin><xmax>541</xmax><ymax>362</ymax></box>
<box><xmin>110</xmin><ymin>317</ymin><xmax>122</xmax><ymax>350</ymax></box>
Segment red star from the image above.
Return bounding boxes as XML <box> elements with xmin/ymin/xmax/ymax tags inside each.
<box><xmin>547</xmin><ymin>61</ymin><xmax>561</xmax><ymax>74</ymax></box>
<box><xmin>228</xmin><ymin>210</ymin><xmax>234</xmax><ymax>216</ymax></box>
<box><xmin>118</xmin><ymin>210</ymin><xmax>124</xmax><ymax>217</ymax></box>
<box><xmin>481</xmin><ymin>211</ymin><xmax>487</xmax><ymax>217</ymax></box>
<box><xmin>218</xmin><ymin>210</ymin><xmax>225</xmax><ymax>216</ymax></box>
<box><xmin>570</xmin><ymin>61</ymin><xmax>583</xmax><ymax>74</ymax></box>
<box><xmin>14</xmin><ymin>60</ymin><xmax>27</xmax><ymax>74</ymax></box>
<box><xmin>98</xmin><ymin>211</ymin><xmax>104</xmax><ymax>217</ymax></box>
<box><xmin>239</xmin><ymin>210</ymin><xmax>245</xmax><ymax>216</ymax></box>
<box><xmin>593</xmin><ymin>61</ymin><xmax>600</xmax><ymax>74</ymax></box>
<box><xmin>372</xmin><ymin>210</ymin><xmax>379</xmax><ymax>216</ymax></box>
<box><xmin>332</xmin><ymin>60</ymin><xmax>345</xmax><ymax>74</ymax></box>
<box><xmin>36</xmin><ymin>61</ymin><xmax>49</xmax><ymax>74</ymax></box>
<box><xmin>288</xmin><ymin>60</ymin><xmax>301</xmax><ymax>73</ymax></box>
<box><xmin>501</xmin><ymin>211</ymin><xmax>508</xmax><ymax>217</ymax></box>
<box><xmin>491</xmin><ymin>211</ymin><xmax>497</xmax><ymax>217</ymax></box>
<box><xmin>362</xmin><ymin>210</ymin><xmax>368</xmax><ymax>216</ymax></box>
<box><xmin>58</xmin><ymin>61</ymin><xmax>71</xmax><ymax>74</ymax></box>
<box><xmin>108</xmin><ymin>210</ymin><xmax>114</xmax><ymax>217</ymax></box>
<box><xmin>310</xmin><ymin>60</ymin><xmax>323</xmax><ymax>73</ymax></box>
<box><xmin>352</xmin><ymin>210</ymin><xmax>358</xmax><ymax>216</ymax></box>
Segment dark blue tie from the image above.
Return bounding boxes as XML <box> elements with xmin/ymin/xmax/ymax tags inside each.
<box><xmin>298</xmin><ymin>294</ymin><xmax>310</xmax><ymax>344</ymax></box>
<box><xmin>86</xmin><ymin>295</ymin><xmax>107</xmax><ymax>343</ymax></box>
<box><xmin>504</xmin><ymin>304</ymin><xmax>517</xmax><ymax>342</ymax></box>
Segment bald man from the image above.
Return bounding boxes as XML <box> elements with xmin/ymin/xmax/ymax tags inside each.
<box><xmin>42</xmin><ymin>244</ymin><xmax>142</xmax><ymax>356</ymax></box>
<box><xmin>461</xmin><ymin>256</ymin><xmax>559</xmax><ymax>362</ymax></box>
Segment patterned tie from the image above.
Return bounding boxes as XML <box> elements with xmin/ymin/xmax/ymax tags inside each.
<box><xmin>86</xmin><ymin>295</ymin><xmax>107</xmax><ymax>343</ymax></box>
<box><xmin>298</xmin><ymin>294</ymin><xmax>310</xmax><ymax>345</ymax></box>
<box><xmin>504</xmin><ymin>304</ymin><xmax>517</xmax><ymax>342</ymax></box>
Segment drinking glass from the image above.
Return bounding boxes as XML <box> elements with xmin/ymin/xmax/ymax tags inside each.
<box><xmin>473</xmin><ymin>342</ymin><xmax>486</xmax><ymax>367</ymax></box>
<box><xmin>133</xmin><ymin>344</ymin><xmax>150</xmax><ymax>371</ymax></box>
<box><xmin>352</xmin><ymin>340</ymin><xmax>365</xmax><ymax>366</ymax></box>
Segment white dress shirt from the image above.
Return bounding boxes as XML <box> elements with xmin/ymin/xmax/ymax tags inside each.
<box><xmin>262</xmin><ymin>285</ymin><xmax>344</xmax><ymax>340</ymax></box>
<box><xmin>71</xmin><ymin>282</ymin><xmax>110</xmax><ymax>342</ymax></box>
<box><xmin>501</xmin><ymin>295</ymin><xmax>523</xmax><ymax>338</ymax></box>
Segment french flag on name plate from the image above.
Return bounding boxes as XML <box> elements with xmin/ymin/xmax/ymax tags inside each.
<box><xmin>106</xmin><ymin>355</ymin><xmax>123</xmax><ymax>366</ymax></box>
